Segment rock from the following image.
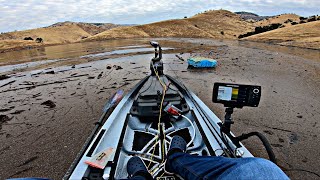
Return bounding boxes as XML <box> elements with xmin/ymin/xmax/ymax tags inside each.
<box><xmin>106</xmin><ymin>65</ymin><xmax>112</xmax><ymax>69</ymax></box>
<box><xmin>297</xmin><ymin>115</ymin><xmax>303</xmax><ymax>118</ymax></box>
<box><xmin>289</xmin><ymin>133</ymin><xmax>298</xmax><ymax>144</ymax></box>
<box><xmin>115</xmin><ymin>65</ymin><xmax>123</xmax><ymax>70</ymax></box>
<box><xmin>41</xmin><ymin>100</ymin><xmax>56</xmax><ymax>108</ymax></box>
<box><xmin>0</xmin><ymin>75</ymin><xmax>10</xmax><ymax>80</ymax></box>
<box><xmin>71</xmin><ymin>65</ymin><xmax>75</xmax><ymax>68</ymax></box>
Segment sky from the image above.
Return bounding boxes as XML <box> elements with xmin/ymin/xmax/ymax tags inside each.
<box><xmin>0</xmin><ymin>0</ymin><xmax>319</xmax><ymax>33</ymax></box>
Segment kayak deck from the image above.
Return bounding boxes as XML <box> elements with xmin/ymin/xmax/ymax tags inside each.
<box><xmin>67</xmin><ymin>75</ymin><xmax>253</xmax><ymax>179</ymax></box>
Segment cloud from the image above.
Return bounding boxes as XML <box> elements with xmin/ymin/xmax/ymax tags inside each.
<box><xmin>0</xmin><ymin>0</ymin><xmax>319</xmax><ymax>32</ymax></box>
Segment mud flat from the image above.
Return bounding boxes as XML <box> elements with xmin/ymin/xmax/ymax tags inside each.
<box><xmin>0</xmin><ymin>38</ymin><xmax>319</xmax><ymax>179</ymax></box>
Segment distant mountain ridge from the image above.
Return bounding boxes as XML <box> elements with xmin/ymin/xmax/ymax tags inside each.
<box><xmin>48</xmin><ymin>21</ymin><xmax>130</xmax><ymax>35</ymax></box>
<box><xmin>235</xmin><ymin>11</ymin><xmax>272</xmax><ymax>21</ymax></box>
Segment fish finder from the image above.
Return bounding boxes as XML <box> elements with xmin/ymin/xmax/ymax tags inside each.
<box><xmin>212</xmin><ymin>83</ymin><xmax>261</xmax><ymax>108</ymax></box>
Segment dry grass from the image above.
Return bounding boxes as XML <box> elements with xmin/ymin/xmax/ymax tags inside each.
<box><xmin>86</xmin><ymin>10</ymin><xmax>254</xmax><ymax>41</ymax></box>
<box><xmin>0</xmin><ymin>24</ymin><xmax>91</xmax><ymax>51</ymax></box>
<box><xmin>245</xmin><ymin>21</ymin><xmax>320</xmax><ymax>49</ymax></box>
<box><xmin>0</xmin><ymin>39</ymin><xmax>41</xmax><ymax>50</ymax></box>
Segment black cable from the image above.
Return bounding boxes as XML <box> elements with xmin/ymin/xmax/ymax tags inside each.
<box><xmin>236</xmin><ymin>132</ymin><xmax>277</xmax><ymax>164</ymax></box>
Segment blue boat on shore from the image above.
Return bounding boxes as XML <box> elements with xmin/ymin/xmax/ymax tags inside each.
<box><xmin>187</xmin><ymin>57</ymin><xmax>217</xmax><ymax>68</ymax></box>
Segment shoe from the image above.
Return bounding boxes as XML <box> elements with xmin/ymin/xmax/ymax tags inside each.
<box><xmin>167</xmin><ymin>136</ymin><xmax>187</xmax><ymax>157</ymax></box>
<box><xmin>127</xmin><ymin>156</ymin><xmax>153</xmax><ymax>179</ymax></box>
<box><xmin>165</xmin><ymin>135</ymin><xmax>187</xmax><ymax>173</ymax></box>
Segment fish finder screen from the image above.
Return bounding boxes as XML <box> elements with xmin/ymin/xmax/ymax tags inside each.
<box><xmin>217</xmin><ymin>86</ymin><xmax>239</xmax><ymax>101</ymax></box>
<box><xmin>213</xmin><ymin>83</ymin><xmax>261</xmax><ymax>108</ymax></box>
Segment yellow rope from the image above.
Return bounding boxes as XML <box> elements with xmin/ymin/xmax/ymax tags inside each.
<box><xmin>147</xmin><ymin>63</ymin><xmax>167</xmax><ymax>174</ymax></box>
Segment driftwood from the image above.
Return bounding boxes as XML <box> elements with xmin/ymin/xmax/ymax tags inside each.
<box><xmin>0</xmin><ymin>80</ymin><xmax>16</xmax><ymax>88</ymax></box>
<box><xmin>97</xmin><ymin>72</ymin><xmax>103</xmax><ymax>79</ymax></box>
<box><xmin>65</xmin><ymin>74</ymin><xmax>89</xmax><ymax>78</ymax></box>
<box><xmin>0</xmin><ymin>80</ymin><xmax>76</xmax><ymax>93</ymax></box>
<box><xmin>175</xmin><ymin>55</ymin><xmax>185</xmax><ymax>61</ymax></box>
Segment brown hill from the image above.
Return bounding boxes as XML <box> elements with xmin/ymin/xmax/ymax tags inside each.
<box><xmin>86</xmin><ymin>10</ymin><xmax>254</xmax><ymax>41</ymax></box>
<box><xmin>254</xmin><ymin>14</ymin><xmax>301</xmax><ymax>27</ymax></box>
<box><xmin>0</xmin><ymin>24</ymin><xmax>92</xmax><ymax>52</ymax></box>
<box><xmin>0</xmin><ymin>22</ymin><xmax>126</xmax><ymax>52</ymax></box>
<box><xmin>245</xmin><ymin>21</ymin><xmax>320</xmax><ymax>49</ymax></box>
<box><xmin>0</xmin><ymin>24</ymin><xmax>91</xmax><ymax>44</ymax></box>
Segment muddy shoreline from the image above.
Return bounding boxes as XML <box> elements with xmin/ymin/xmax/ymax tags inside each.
<box><xmin>0</xmin><ymin>38</ymin><xmax>319</xmax><ymax>179</ymax></box>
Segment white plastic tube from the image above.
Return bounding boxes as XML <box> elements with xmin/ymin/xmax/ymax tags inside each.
<box><xmin>181</xmin><ymin>115</ymin><xmax>196</xmax><ymax>147</ymax></box>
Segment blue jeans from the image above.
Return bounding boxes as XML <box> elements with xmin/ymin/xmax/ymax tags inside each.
<box><xmin>166</xmin><ymin>152</ymin><xmax>289</xmax><ymax>180</ymax></box>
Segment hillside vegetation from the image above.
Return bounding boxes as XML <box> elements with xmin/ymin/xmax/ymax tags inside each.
<box><xmin>245</xmin><ymin>21</ymin><xmax>320</xmax><ymax>49</ymax></box>
<box><xmin>254</xmin><ymin>14</ymin><xmax>301</xmax><ymax>27</ymax></box>
<box><xmin>86</xmin><ymin>10</ymin><xmax>254</xmax><ymax>41</ymax></box>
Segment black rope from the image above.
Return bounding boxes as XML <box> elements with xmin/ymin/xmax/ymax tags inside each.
<box><xmin>236</xmin><ymin>132</ymin><xmax>277</xmax><ymax>164</ymax></box>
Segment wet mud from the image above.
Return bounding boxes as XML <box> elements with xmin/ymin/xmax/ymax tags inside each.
<box><xmin>0</xmin><ymin>38</ymin><xmax>319</xmax><ymax>179</ymax></box>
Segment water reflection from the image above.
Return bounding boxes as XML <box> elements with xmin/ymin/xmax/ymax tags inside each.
<box><xmin>0</xmin><ymin>39</ymin><xmax>147</xmax><ymax>66</ymax></box>
<box><xmin>0</xmin><ymin>38</ymin><xmax>319</xmax><ymax>73</ymax></box>
<box><xmin>80</xmin><ymin>47</ymin><xmax>173</xmax><ymax>58</ymax></box>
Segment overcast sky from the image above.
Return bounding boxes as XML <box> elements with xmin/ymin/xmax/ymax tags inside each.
<box><xmin>0</xmin><ymin>0</ymin><xmax>318</xmax><ymax>33</ymax></box>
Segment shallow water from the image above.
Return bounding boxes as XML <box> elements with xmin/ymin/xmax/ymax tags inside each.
<box><xmin>0</xmin><ymin>39</ymin><xmax>147</xmax><ymax>66</ymax></box>
<box><xmin>0</xmin><ymin>38</ymin><xmax>319</xmax><ymax>75</ymax></box>
<box><xmin>80</xmin><ymin>47</ymin><xmax>173</xmax><ymax>58</ymax></box>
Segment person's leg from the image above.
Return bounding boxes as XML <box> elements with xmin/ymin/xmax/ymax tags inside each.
<box><xmin>167</xmin><ymin>152</ymin><xmax>289</xmax><ymax>180</ymax></box>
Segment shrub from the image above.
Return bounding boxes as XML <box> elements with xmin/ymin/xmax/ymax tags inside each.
<box><xmin>284</xmin><ymin>19</ymin><xmax>293</xmax><ymax>23</ymax></box>
<box><xmin>291</xmin><ymin>22</ymin><xmax>298</xmax><ymax>25</ymax></box>
<box><xmin>35</xmin><ymin>37</ymin><xmax>43</xmax><ymax>43</ymax></box>
<box><xmin>23</xmin><ymin>37</ymin><xmax>33</xmax><ymax>40</ymax></box>
<box><xmin>307</xmin><ymin>16</ymin><xmax>317</xmax><ymax>22</ymax></box>
<box><xmin>238</xmin><ymin>23</ymin><xmax>282</xmax><ymax>39</ymax></box>
<box><xmin>299</xmin><ymin>17</ymin><xmax>307</xmax><ymax>20</ymax></box>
